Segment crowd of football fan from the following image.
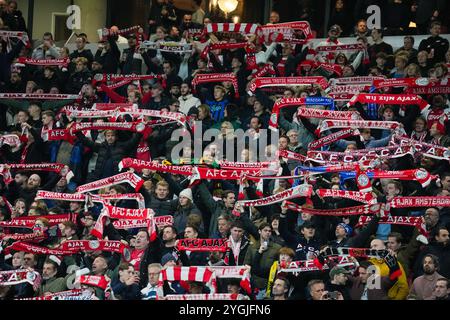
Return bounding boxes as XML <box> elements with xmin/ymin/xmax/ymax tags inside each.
<box><xmin>0</xmin><ymin>0</ymin><xmax>449</xmax><ymax>300</ymax></box>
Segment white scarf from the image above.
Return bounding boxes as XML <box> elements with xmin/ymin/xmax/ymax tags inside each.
<box><xmin>229</xmin><ymin>236</ymin><xmax>241</xmax><ymax>263</ymax></box>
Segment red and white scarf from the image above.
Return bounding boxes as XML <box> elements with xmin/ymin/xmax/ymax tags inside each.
<box><xmin>35</xmin><ymin>191</ymin><xmax>145</xmax><ymax>209</ymax></box>
<box><xmin>392</xmin><ymin>135</ymin><xmax>450</xmax><ymax>161</ymax></box>
<box><xmin>268</xmin><ymin>97</ymin><xmax>334</xmax><ymax>130</ymax></box>
<box><xmin>277</xmin><ymin>149</ymin><xmax>307</xmax><ymax>162</ymax></box>
<box><xmin>141</xmin><ymin>41</ymin><xmax>193</xmax><ymax>54</ymax></box>
<box><xmin>165</xmin><ymin>293</ymin><xmax>240</xmax><ymax>300</ymax></box>
<box><xmin>59</xmin><ymin>240</ymin><xmax>131</xmax><ymax>262</ymax></box>
<box><xmin>326</xmin><ymin>84</ymin><xmax>370</xmax><ymax>95</ymax></box>
<box><xmin>346</xmin><ymin>93</ymin><xmax>430</xmax><ymax>110</ymax></box>
<box><xmin>373</xmin><ymin>77</ymin><xmax>450</xmax><ymax>95</ymax></box>
<box><xmin>250</xmin><ymin>64</ymin><xmax>276</xmax><ymax>79</ymax></box>
<box><xmin>176</xmin><ymin>238</ymin><xmax>228</xmax><ymax>252</ymax></box>
<box><xmin>92</xmin><ymin>73</ymin><xmax>159</xmax><ymax>86</ymax></box>
<box><xmin>0</xmin><ymin>134</ymin><xmax>21</xmax><ymax>147</ymax></box>
<box><xmin>0</xmin><ymin>30</ymin><xmax>30</xmax><ymax>47</ymax></box>
<box><xmin>297</xmin><ymin>107</ymin><xmax>362</xmax><ymax>120</ymax></box>
<box><xmin>219</xmin><ymin>160</ymin><xmax>278</xmax><ymax>170</ymax></box>
<box><xmin>306</xmin><ymin>144</ymin><xmax>413</xmax><ymax>164</ymax></box>
<box><xmin>119</xmin><ymin>158</ymin><xmax>274</xmax><ymax>181</ymax></box>
<box><xmin>279</xmin><ymin>255</ymin><xmax>355</xmax><ymax>273</ymax></box>
<box><xmin>316</xmin><ymin>119</ymin><xmax>401</xmax><ymax>135</ymax></box>
<box><xmin>0</xmin><ymin>269</ymin><xmax>41</xmax><ymax>289</ymax></box>
<box><xmin>311</xmin><ymin>43</ymin><xmax>365</xmax><ymax>54</ymax></box>
<box><xmin>158</xmin><ymin>266</ymin><xmax>217</xmax><ymax>298</ymax></box>
<box><xmin>0</xmin><ymin>214</ymin><xmax>74</xmax><ymax>228</ymax></box>
<box><xmin>191</xmin><ymin>73</ymin><xmax>239</xmax><ymax>98</ymax></box>
<box><xmin>0</xmin><ymin>163</ymin><xmax>74</xmax><ymax>185</ymax></box>
<box><xmin>15</xmin><ymin>57</ymin><xmax>69</xmax><ymax>67</ymax></box>
<box><xmin>356</xmin><ymin>216</ymin><xmax>427</xmax><ymax>236</ymax></box>
<box><xmin>390</xmin><ymin>196</ymin><xmax>450</xmax><ymax>208</ymax></box>
<box><xmin>76</xmin><ymin>172</ymin><xmax>144</xmax><ymax>193</ymax></box>
<box><xmin>329</xmin><ymin>76</ymin><xmax>385</xmax><ymax>86</ymax></box>
<box><xmin>201</xmin><ymin>42</ymin><xmax>257</xmax><ymax>69</ymax></box>
<box><xmin>112</xmin><ymin>215</ymin><xmax>173</xmax><ymax>230</ymax></box>
<box><xmin>299</xmin><ymin>60</ymin><xmax>344</xmax><ymax>77</ymax></box>
<box><xmin>91</xmin><ymin>205</ymin><xmax>156</xmax><ymax>241</ymax></box>
<box><xmin>4</xmin><ymin>242</ymin><xmax>75</xmax><ymax>256</ymax></box>
<box><xmin>283</xmin><ymin>201</ymin><xmax>383</xmax><ymax>216</ymax></box>
<box><xmin>259</xmin><ymin>21</ymin><xmax>313</xmax><ymax>44</ymax></box>
<box><xmin>100</xmin><ymin>25</ymin><xmax>141</xmax><ymax>41</ymax></box>
<box><xmin>238</xmin><ymin>184</ymin><xmax>312</xmax><ymax>207</ymax></box>
<box><xmin>316</xmin><ymin>189</ymin><xmax>376</xmax><ymax>204</ymax></box>
<box><xmin>77</xmin><ymin>274</ymin><xmax>111</xmax><ymax>291</ymax></box>
<box><xmin>118</xmin><ymin>158</ymin><xmax>192</xmax><ymax>175</ymax></box>
<box><xmin>205</xmin><ymin>23</ymin><xmax>260</xmax><ymax>35</ymax></box>
<box><xmin>248</xmin><ymin>76</ymin><xmax>329</xmax><ymax>95</ymax></box>
<box><xmin>92</xmin><ymin>103</ymin><xmax>138</xmax><ymax>111</ymax></box>
<box><xmin>366</xmin><ymin>168</ymin><xmax>436</xmax><ymax>187</ymax></box>
<box><xmin>18</xmin><ymin>290</ymin><xmax>91</xmax><ymax>301</ymax></box>
<box><xmin>308</xmin><ymin>128</ymin><xmax>360</xmax><ymax>150</ymax></box>
<box><xmin>0</xmin><ymin>232</ymin><xmax>47</xmax><ymax>242</ymax></box>
<box><xmin>0</xmin><ymin>93</ymin><xmax>80</xmax><ymax>100</ymax></box>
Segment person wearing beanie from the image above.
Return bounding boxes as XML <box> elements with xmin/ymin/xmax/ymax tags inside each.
<box><xmin>173</xmin><ymin>188</ymin><xmax>203</xmax><ymax>235</ymax></box>
<box><xmin>325</xmin><ymin>266</ymin><xmax>351</xmax><ymax>300</ymax></box>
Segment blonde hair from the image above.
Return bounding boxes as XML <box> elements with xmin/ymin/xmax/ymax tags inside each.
<box><xmin>75</xmin><ymin>57</ymin><xmax>88</xmax><ymax>66</ymax></box>
<box><xmin>405</xmin><ymin>63</ymin><xmax>420</xmax><ymax>77</ymax></box>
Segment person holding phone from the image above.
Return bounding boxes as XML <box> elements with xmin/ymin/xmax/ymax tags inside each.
<box><xmin>244</xmin><ymin>223</ymin><xmax>282</xmax><ymax>300</ymax></box>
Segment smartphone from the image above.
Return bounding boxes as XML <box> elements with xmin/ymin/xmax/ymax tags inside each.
<box><xmin>328</xmin><ymin>291</ymin><xmax>339</xmax><ymax>300</ymax></box>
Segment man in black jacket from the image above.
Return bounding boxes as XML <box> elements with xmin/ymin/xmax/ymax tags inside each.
<box><xmin>418</xmin><ymin>21</ymin><xmax>449</xmax><ymax>66</ymax></box>
<box><xmin>120</xmin><ymin>34</ymin><xmax>141</xmax><ymax>75</ymax></box>
<box><xmin>95</xmin><ymin>34</ymin><xmax>120</xmax><ymax>74</ymax></box>
<box><xmin>224</xmin><ymin>220</ymin><xmax>251</xmax><ymax>266</ymax></box>
<box><xmin>75</xmin><ymin>129</ymin><xmax>142</xmax><ymax>182</ymax></box>
<box><xmin>279</xmin><ymin>217</ymin><xmax>323</xmax><ymax>261</ymax></box>
<box><xmin>414</xmin><ymin>226</ymin><xmax>450</xmax><ymax>279</ymax></box>
<box><xmin>69</xmin><ymin>36</ymin><xmax>94</xmax><ymax>72</ymax></box>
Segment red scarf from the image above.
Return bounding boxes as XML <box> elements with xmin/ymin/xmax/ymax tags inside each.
<box><xmin>346</xmin><ymin>93</ymin><xmax>430</xmax><ymax>110</ymax></box>
<box><xmin>308</xmin><ymin>128</ymin><xmax>360</xmax><ymax>150</ymax></box>
<box><xmin>238</xmin><ymin>184</ymin><xmax>312</xmax><ymax>207</ymax></box>
<box><xmin>0</xmin><ymin>93</ymin><xmax>80</xmax><ymax>100</ymax></box>
<box><xmin>316</xmin><ymin>119</ymin><xmax>401</xmax><ymax>136</ymax></box>
<box><xmin>248</xmin><ymin>76</ymin><xmax>329</xmax><ymax>95</ymax></box>
<box><xmin>390</xmin><ymin>196</ymin><xmax>450</xmax><ymax>208</ymax></box>
<box><xmin>59</xmin><ymin>240</ymin><xmax>131</xmax><ymax>262</ymax></box>
<box><xmin>316</xmin><ymin>189</ymin><xmax>376</xmax><ymax>204</ymax></box>
<box><xmin>16</xmin><ymin>57</ymin><xmax>69</xmax><ymax>67</ymax></box>
<box><xmin>76</xmin><ymin>172</ymin><xmax>144</xmax><ymax>193</ymax></box>
<box><xmin>191</xmin><ymin>73</ymin><xmax>239</xmax><ymax>98</ymax></box>
<box><xmin>259</xmin><ymin>21</ymin><xmax>313</xmax><ymax>44</ymax></box>
<box><xmin>176</xmin><ymin>239</ymin><xmax>228</xmax><ymax>252</ymax></box>
<box><xmin>306</xmin><ymin>145</ymin><xmax>413</xmax><ymax>164</ymax></box>
<box><xmin>283</xmin><ymin>201</ymin><xmax>383</xmax><ymax>216</ymax></box>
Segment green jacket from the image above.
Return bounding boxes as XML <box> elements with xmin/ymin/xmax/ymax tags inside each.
<box><xmin>244</xmin><ymin>240</ymin><xmax>281</xmax><ymax>290</ymax></box>
<box><xmin>397</xmin><ymin>228</ymin><xmax>422</xmax><ymax>278</ymax></box>
<box><xmin>38</xmin><ymin>276</ymin><xmax>68</xmax><ymax>296</ymax></box>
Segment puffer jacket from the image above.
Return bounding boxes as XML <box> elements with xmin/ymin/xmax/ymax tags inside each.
<box><xmin>75</xmin><ymin>132</ymin><xmax>142</xmax><ymax>182</ymax></box>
